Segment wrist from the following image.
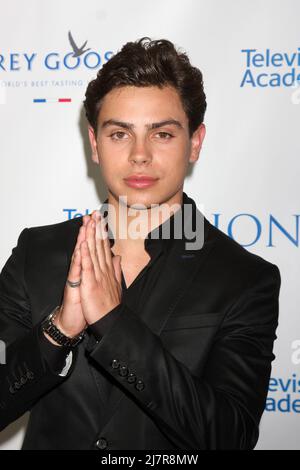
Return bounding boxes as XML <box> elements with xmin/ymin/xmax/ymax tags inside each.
<box><xmin>41</xmin><ymin>306</ymin><xmax>86</xmax><ymax>348</ymax></box>
<box><xmin>53</xmin><ymin>307</ymin><xmax>79</xmax><ymax>338</ymax></box>
<box><xmin>43</xmin><ymin>331</ymin><xmax>62</xmax><ymax>347</ymax></box>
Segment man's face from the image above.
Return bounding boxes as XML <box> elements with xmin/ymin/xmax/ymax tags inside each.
<box><xmin>88</xmin><ymin>85</ymin><xmax>205</xmax><ymax>209</ymax></box>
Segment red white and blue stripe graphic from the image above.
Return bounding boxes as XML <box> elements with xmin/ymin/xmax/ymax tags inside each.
<box><xmin>33</xmin><ymin>98</ymin><xmax>72</xmax><ymax>103</ymax></box>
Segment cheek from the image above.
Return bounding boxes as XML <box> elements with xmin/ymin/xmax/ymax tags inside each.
<box><xmin>100</xmin><ymin>162</ymin><xmax>121</xmax><ymax>181</ymax></box>
<box><xmin>168</xmin><ymin>163</ymin><xmax>188</xmax><ymax>181</ymax></box>
<box><xmin>98</xmin><ymin>139</ymin><xmax>130</xmax><ymax>165</ymax></box>
<box><xmin>97</xmin><ymin>141</ymin><xmax>120</xmax><ymax>167</ymax></box>
<box><xmin>158</xmin><ymin>142</ymin><xmax>189</xmax><ymax>172</ymax></box>
<box><xmin>98</xmin><ymin>157</ymin><xmax>126</xmax><ymax>189</ymax></box>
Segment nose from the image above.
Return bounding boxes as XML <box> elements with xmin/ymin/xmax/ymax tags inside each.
<box><xmin>129</xmin><ymin>137</ymin><xmax>152</xmax><ymax>165</ymax></box>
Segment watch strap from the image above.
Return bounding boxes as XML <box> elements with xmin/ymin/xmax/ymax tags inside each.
<box><xmin>42</xmin><ymin>306</ymin><xmax>86</xmax><ymax>348</ymax></box>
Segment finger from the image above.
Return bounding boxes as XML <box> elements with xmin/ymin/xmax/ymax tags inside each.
<box><xmin>76</xmin><ymin>225</ymin><xmax>87</xmax><ymax>247</ymax></box>
<box><xmin>100</xmin><ymin>215</ymin><xmax>114</xmax><ymax>272</ymax></box>
<box><xmin>112</xmin><ymin>255</ymin><xmax>122</xmax><ymax>285</ymax></box>
<box><xmin>68</xmin><ymin>248</ymin><xmax>82</xmax><ymax>284</ymax></box>
<box><xmin>86</xmin><ymin>217</ymin><xmax>101</xmax><ymax>279</ymax></box>
<box><xmin>83</xmin><ymin>215</ymin><xmax>90</xmax><ymax>226</ymax></box>
<box><xmin>80</xmin><ymin>240</ymin><xmax>96</xmax><ymax>287</ymax></box>
<box><xmin>95</xmin><ymin>214</ymin><xmax>107</xmax><ymax>272</ymax></box>
<box><xmin>76</xmin><ymin>215</ymin><xmax>90</xmax><ymax>259</ymax></box>
<box><xmin>98</xmin><ymin>212</ymin><xmax>114</xmax><ymax>274</ymax></box>
<box><xmin>71</xmin><ymin>225</ymin><xmax>86</xmax><ymax>263</ymax></box>
<box><xmin>91</xmin><ymin>210</ymin><xmax>99</xmax><ymax>223</ymax></box>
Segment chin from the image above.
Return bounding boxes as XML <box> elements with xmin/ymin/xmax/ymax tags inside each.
<box><xmin>120</xmin><ymin>192</ymin><xmax>162</xmax><ymax>210</ymax></box>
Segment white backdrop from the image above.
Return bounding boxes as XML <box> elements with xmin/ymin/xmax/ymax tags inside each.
<box><xmin>0</xmin><ymin>0</ymin><xmax>299</xmax><ymax>450</ymax></box>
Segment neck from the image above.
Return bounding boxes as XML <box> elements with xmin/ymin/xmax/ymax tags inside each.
<box><xmin>105</xmin><ymin>189</ymin><xmax>184</xmax><ymax>256</ymax></box>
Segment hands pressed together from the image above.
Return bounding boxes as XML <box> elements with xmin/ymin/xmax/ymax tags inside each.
<box><xmin>47</xmin><ymin>211</ymin><xmax>123</xmax><ymax>342</ymax></box>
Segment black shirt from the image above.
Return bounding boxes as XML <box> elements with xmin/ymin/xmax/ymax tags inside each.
<box><xmin>39</xmin><ymin>193</ymin><xmax>187</xmax><ymax>373</ymax></box>
<box><xmin>88</xmin><ymin>218</ymin><xmax>167</xmax><ymax>341</ymax></box>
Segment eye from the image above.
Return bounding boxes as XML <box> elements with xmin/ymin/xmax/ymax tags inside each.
<box><xmin>110</xmin><ymin>131</ymin><xmax>128</xmax><ymax>141</ymax></box>
<box><xmin>155</xmin><ymin>132</ymin><xmax>174</xmax><ymax>139</ymax></box>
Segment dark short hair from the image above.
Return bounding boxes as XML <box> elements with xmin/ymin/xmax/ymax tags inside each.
<box><xmin>83</xmin><ymin>37</ymin><xmax>207</xmax><ymax>137</ymax></box>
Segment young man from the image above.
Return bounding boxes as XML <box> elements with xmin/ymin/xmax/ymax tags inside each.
<box><xmin>0</xmin><ymin>37</ymin><xmax>280</xmax><ymax>450</ymax></box>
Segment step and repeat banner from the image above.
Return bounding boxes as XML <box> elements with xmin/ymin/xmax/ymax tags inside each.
<box><xmin>0</xmin><ymin>0</ymin><xmax>299</xmax><ymax>450</ymax></box>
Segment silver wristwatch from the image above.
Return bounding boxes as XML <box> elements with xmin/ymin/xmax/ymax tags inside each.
<box><xmin>41</xmin><ymin>305</ymin><xmax>86</xmax><ymax>348</ymax></box>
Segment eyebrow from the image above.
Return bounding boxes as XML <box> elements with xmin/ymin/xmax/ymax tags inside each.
<box><xmin>100</xmin><ymin>119</ymin><xmax>184</xmax><ymax>130</ymax></box>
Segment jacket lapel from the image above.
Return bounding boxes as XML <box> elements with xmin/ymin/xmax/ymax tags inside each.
<box><xmin>141</xmin><ymin>203</ymin><xmax>214</xmax><ymax>336</ymax></box>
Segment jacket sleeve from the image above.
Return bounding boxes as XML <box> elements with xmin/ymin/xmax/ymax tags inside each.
<box><xmin>87</xmin><ymin>263</ymin><xmax>281</xmax><ymax>450</ymax></box>
<box><xmin>0</xmin><ymin>228</ymin><xmax>72</xmax><ymax>432</ymax></box>
<box><xmin>89</xmin><ymin>304</ymin><xmax>123</xmax><ymax>340</ymax></box>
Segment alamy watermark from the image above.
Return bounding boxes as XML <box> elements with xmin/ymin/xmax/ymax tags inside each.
<box><xmin>0</xmin><ymin>340</ymin><xmax>6</xmax><ymax>365</ymax></box>
<box><xmin>98</xmin><ymin>196</ymin><xmax>205</xmax><ymax>251</ymax></box>
<box><xmin>291</xmin><ymin>339</ymin><xmax>300</xmax><ymax>364</ymax></box>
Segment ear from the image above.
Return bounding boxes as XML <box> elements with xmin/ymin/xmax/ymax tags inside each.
<box><xmin>88</xmin><ymin>125</ymin><xmax>100</xmax><ymax>164</ymax></box>
<box><xmin>189</xmin><ymin>123</ymin><xmax>206</xmax><ymax>163</ymax></box>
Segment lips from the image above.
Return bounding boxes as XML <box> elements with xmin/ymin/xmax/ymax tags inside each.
<box><xmin>124</xmin><ymin>175</ymin><xmax>158</xmax><ymax>188</ymax></box>
<box><xmin>124</xmin><ymin>175</ymin><xmax>158</xmax><ymax>182</ymax></box>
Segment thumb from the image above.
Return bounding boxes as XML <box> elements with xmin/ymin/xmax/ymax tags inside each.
<box><xmin>112</xmin><ymin>255</ymin><xmax>122</xmax><ymax>285</ymax></box>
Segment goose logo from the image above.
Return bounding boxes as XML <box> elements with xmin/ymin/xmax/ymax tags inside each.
<box><xmin>68</xmin><ymin>31</ymin><xmax>91</xmax><ymax>58</ymax></box>
<box><xmin>0</xmin><ymin>31</ymin><xmax>113</xmax><ymax>72</ymax></box>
